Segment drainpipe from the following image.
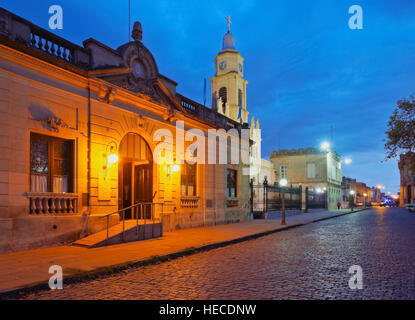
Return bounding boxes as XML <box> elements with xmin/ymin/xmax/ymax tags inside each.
<box><xmin>87</xmin><ymin>79</ymin><xmax>91</xmax><ymax>208</ymax></box>
<box><xmin>213</xmin><ymin>163</ymin><xmax>217</xmax><ymax>226</ymax></box>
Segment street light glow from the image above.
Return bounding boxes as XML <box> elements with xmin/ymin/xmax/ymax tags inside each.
<box><xmin>320</xmin><ymin>141</ymin><xmax>330</xmax><ymax>151</ymax></box>
<box><xmin>279</xmin><ymin>178</ymin><xmax>288</xmax><ymax>187</ymax></box>
<box><xmin>107</xmin><ymin>153</ymin><xmax>119</xmax><ymax>165</ymax></box>
<box><xmin>350</xmin><ymin>190</ymin><xmax>355</xmax><ymax>195</ymax></box>
<box><xmin>344</xmin><ymin>158</ymin><xmax>352</xmax><ymax>164</ymax></box>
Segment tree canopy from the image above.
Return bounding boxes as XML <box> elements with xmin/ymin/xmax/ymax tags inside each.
<box><xmin>385</xmin><ymin>95</ymin><xmax>415</xmax><ymax>167</ymax></box>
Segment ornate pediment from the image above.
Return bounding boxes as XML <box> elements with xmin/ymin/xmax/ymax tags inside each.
<box><xmin>90</xmin><ymin>21</ymin><xmax>184</xmax><ymax>116</ymax></box>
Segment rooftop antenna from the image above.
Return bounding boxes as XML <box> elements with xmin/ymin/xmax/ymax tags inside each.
<box><xmin>278</xmin><ymin>132</ymin><xmax>281</xmax><ymax>150</ymax></box>
<box><xmin>203</xmin><ymin>78</ymin><xmax>206</xmax><ymax>106</ymax></box>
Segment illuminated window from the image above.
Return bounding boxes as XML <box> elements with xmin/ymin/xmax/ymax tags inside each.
<box><xmin>181</xmin><ymin>162</ymin><xmax>196</xmax><ymax>197</ymax></box>
<box><xmin>227</xmin><ymin>169</ymin><xmax>237</xmax><ymax>198</ymax></box>
<box><xmin>30</xmin><ymin>133</ymin><xmax>73</xmax><ymax>193</ymax></box>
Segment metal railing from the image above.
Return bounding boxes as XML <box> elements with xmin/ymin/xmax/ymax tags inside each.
<box><xmin>100</xmin><ymin>202</ymin><xmax>165</xmax><ymax>245</ymax></box>
<box><xmin>250</xmin><ymin>179</ymin><xmax>302</xmax><ymax>218</ymax></box>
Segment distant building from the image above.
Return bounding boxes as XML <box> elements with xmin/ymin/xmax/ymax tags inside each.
<box><xmin>342</xmin><ymin>177</ymin><xmax>356</xmax><ymax>207</ymax></box>
<box><xmin>355</xmin><ymin>182</ymin><xmax>370</xmax><ymax>204</ymax></box>
<box><xmin>369</xmin><ymin>186</ymin><xmax>382</xmax><ymax>203</ymax></box>
<box><xmin>342</xmin><ymin>177</ymin><xmax>371</xmax><ymax>206</ymax></box>
<box><xmin>398</xmin><ymin>153</ymin><xmax>415</xmax><ymax>205</ymax></box>
<box><xmin>270</xmin><ymin>147</ymin><xmax>342</xmax><ymax>210</ymax></box>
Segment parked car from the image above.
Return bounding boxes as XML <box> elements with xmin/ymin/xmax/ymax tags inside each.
<box><xmin>407</xmin><ymin>204</ymin><xmax>415</xmax><ymax>212</ymax></box>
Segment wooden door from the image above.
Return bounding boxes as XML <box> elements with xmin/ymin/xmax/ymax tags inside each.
<box><xmin>134</xmin><ymin>163</ymin><xmax>153</xmax><ymax>219</ymax></box>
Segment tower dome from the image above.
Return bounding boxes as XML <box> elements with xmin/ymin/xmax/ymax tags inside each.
<box><xmin>222</xmin><ymin>32</ymin><xmax>236</xmax><ymax>50</ymax></box>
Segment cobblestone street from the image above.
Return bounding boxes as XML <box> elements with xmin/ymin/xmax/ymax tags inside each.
<box><xmin>20</xmin><ymin>207</ymin><xmax>415</xmax><ymax>300</ymax></box>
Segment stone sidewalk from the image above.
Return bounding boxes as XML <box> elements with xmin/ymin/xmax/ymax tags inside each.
<box><xmin>0</xmin><ymin>208</ymin><xmax>365</xmax><ymax>296</ymax></box>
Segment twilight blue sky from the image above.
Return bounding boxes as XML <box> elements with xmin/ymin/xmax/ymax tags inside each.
<box><xmin>2</xmin><ymin>0</ymin><xmax>414</xmax><ymax>194</ymax></box>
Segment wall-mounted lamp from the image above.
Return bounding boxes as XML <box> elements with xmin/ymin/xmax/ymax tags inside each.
<box><xmin>103</xmin><ymin>141</ymin><xmax>118</xmax><ymax>170</ymax></box>
<box><xmin>107</xmin><ymin>153</ymin><xmax>119</xmax><ymax>165</ymax></box>
<box><xmin>167</xmin><ymin>164</ymin><xmax>180</xmax><ymax>177</ymax></box>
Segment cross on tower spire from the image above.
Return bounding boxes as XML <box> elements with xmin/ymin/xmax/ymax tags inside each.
<box><xmin>226</xmin><ymin>15</ymin><xmax>232</xmax><ymax>33</ymax></box>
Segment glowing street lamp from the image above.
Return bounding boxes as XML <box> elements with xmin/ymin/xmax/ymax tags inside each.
<box><xmin>344</xmin><ymin>158</ymin><xmax>352</xmax><ymax>165</ymax></box>
<box><xmin>320</xmin><ymin>141</ymin><xmax>330</xmax><ymax>151</ymax></box>
<box><xmin>363</xmin><ymin>193</ymin><xmax>367</xmax><ymax>208</ymax></box>
<box><xmin>107</xmin><ymin>153</ymin><xmax>119</xmax><ymax>165</ymax></box>
<box><xmin>167</xmin><ymin>164</ymin><xmax>180</xmax><ymax>176</ymax></box>
<box><xmin>279</xmin><ymin>178</ymin><xmax>288</xmax><ymax>225</ymax></box>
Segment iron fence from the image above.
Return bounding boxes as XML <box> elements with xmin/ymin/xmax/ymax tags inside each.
<box><xmin>250</xmin><ymin>179</ymin><xmax>302</xmax><ymax>218</ymax></box>
<box><xmin>250</xmin><ymin>179</ymin><xmax>328</xmax><ymax>218</ymax></box>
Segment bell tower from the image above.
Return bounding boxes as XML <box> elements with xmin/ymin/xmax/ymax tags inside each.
<box><xmin>210</xmin><ymin>16</ymin><xmax>248</xmax><ymax>123</ymax></box>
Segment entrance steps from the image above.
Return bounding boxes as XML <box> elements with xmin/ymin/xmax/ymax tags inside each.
<box><xmin>73</xmin><ymin>219</ymin><xmax>162</xmax><ymax>248</ymax></box>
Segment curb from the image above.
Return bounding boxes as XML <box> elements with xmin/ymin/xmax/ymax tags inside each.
<box><xmin>0</xmin><ymin>207</ymin><xmax>368</xmax><ymax>299</ymax></box>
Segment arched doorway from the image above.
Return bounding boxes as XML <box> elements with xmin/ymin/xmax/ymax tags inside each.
<box><xmin>118</xmin><ymin>133</ymin><xmax>153</xmax><ymax>219</ymax></box>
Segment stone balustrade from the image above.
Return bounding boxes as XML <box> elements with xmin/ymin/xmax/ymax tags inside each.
<box><xmin>177</xmin><ymin>94</ymin><xmax>248</xmax><ymax>133</ymax></box>
<box><xmin>26</xmin><ymin>192</ymin><xmax>79</xmax><ymax>214</ymax></box>
<box><xmin>0</xmin><ymin>7</ymin><xmax>90</xmax><ymax>69</ymax></box>
<box><xmin>180</xmin><ymin>197</ymin><xmax>200</xmax><ymax>209</ymax></box>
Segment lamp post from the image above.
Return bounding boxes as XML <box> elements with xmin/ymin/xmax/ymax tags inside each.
<box><xmin>363</xmin><ymin>193</ymin><xmax>367</xmax><ymax>208</ymax></box>
<box><xmin>280</xmin><ymin>178</ymin><xmax>288</xmax><ymax>225</ymax></box>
